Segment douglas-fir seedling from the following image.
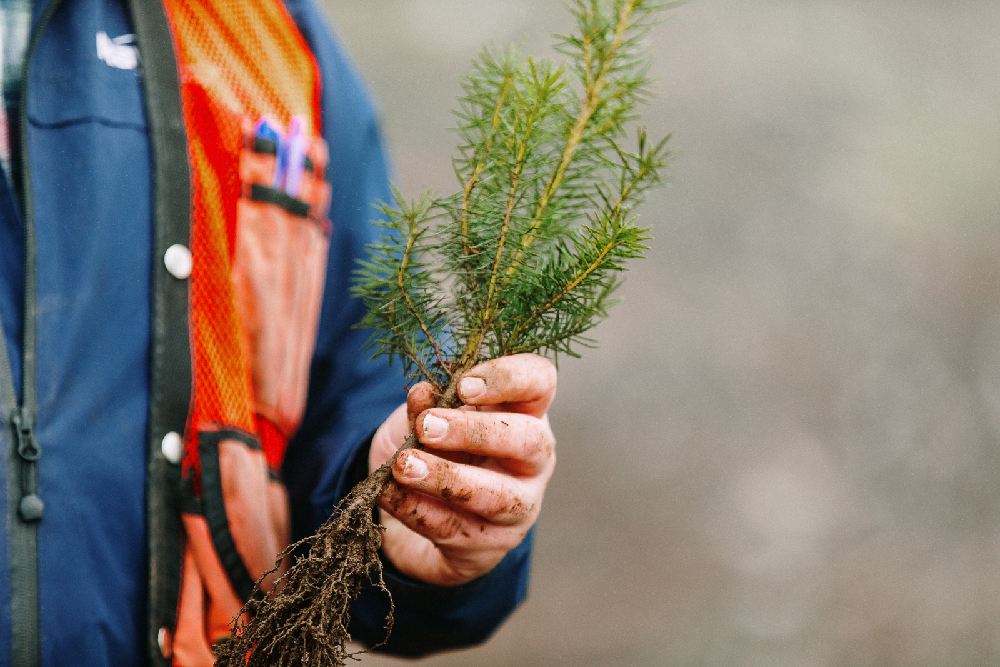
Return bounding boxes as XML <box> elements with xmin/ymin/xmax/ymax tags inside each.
<box><xmin>217</xmin><ymin>1</ymin><xmax>675</xmax><ymax>664</ymax></box>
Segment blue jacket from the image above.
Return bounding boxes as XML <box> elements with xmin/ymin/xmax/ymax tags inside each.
<box><xmin>0</xmin><ymin>0</ymin><xmax>531</xmax><ymax>664</ymax></box>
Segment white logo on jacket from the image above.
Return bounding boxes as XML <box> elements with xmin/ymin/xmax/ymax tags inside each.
<box><xmin>96</xmin><ymin>32</ymin><xmax>138</xmax><ymax>70</ymax></box>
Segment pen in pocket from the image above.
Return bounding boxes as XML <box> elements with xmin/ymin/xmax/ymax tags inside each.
<box><xmin>283</xmin><ymin>116</ymin><xmax>307</xmax><ymax>198</ymax></box>
<box><xmin>252</xmin><ymin>117</ymin><xmax>285</xmax><ymax>191</ymax></box>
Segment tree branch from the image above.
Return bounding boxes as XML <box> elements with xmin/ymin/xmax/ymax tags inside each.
<box><xmin>396</xmin><ymin>216</ymin><xmax>450</xmax><ymax>379</ymax></box>
<box><xmin>506</xmin><ymin>0</ymin><xmax>640</xmax><ymax>274</ymax></box>
<box><xmin>504</xmin><ymin>224</ymin><xmax>623</xmax><ymax>354</ymax></box>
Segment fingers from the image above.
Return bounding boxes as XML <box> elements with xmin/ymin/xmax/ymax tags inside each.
<box><xmin>416</xmin><ymin>409</ymin><xmax>555</xmax><ymax>475</ymax></box>
<box><xmin>377</xmin><ymin>478</ymin><xmax>532</xmax><ymax>585</ymax></box>
<box><xmin>458</xmin><ymin>354</ymin><xmax>557</xmax><ymax>416</ymax></box>
<box><xmin>379</xmin><ymin>480</ymin><xmax>527</xmax><ymax>546</ymax></box>
<box><xmin>378</xmin><ymin>474</ymin><xmax>531</xmax><ymax>586</ymax></box>
<box><xmin>377</xmin><ymin>512</ymin><xmax>513</xmax><ymax>586</ymax></box>
<box><xmin>373</xmin><ymin>355</ymin><xmax>558</xmax><ymax>586</ymax></box>
<box><xmin>390</xmin><ymin>449</ymin><xmax>542</xmax><ymax>526</ymax></box>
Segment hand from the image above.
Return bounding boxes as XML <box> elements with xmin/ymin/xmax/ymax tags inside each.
<box><xmin>369</xmin><ymin>354</ymin><xmax>557</xmax><ymax>586</ymax></box>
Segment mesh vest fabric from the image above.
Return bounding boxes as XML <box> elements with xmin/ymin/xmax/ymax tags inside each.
<box><xmin>162</xmin><ymin>0</ymin><xmax>325</xmax><ymax>470</ymax></box>
<box><xmin>153</xmin><ymin>0</ymin><xmax>331</xmax><ymax>662</ymax></box>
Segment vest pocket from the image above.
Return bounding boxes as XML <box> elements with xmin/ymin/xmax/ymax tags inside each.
<box><xmin>232</xmin><ymin>118</ymin><xmax>332</xmax><ymax>457</ymax></box>
<box><xmin>169</xmin><ymin>430</ymin><xmax>292</xmax><ymax>666</ymax></box>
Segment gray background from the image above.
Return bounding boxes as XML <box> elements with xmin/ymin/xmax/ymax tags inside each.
<box><xmin>319</xmin><ymin>1</ymin><xmax>1000</xmax><ymax>665</ymax></box>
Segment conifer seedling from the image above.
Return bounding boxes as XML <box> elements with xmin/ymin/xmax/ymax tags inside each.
<box><xmin>216</xmin><ymin>1</ymin><xmax>675</xmax><ymax>664</ymax></box>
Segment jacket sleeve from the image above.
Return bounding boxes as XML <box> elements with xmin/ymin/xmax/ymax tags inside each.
<box><xmin>277</xmin><ymin>0</ymin><xmax>534</xmax><ymax>656</ymax></box>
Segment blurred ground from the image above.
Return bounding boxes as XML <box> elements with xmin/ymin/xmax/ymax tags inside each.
<box><xmin>318</xmin><ymin>1</ymin><xmax>1000</xmax><ymax>665</ymax></box>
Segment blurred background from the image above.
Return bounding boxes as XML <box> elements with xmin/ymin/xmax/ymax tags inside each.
<box><xmin>319</xmin><ymin>1</ymin><xmax>1000</xmax><ymax>665</ymax></box>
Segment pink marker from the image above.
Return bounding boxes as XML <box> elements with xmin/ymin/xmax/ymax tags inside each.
<box><xmin>284</xmin><ymin>116</ymin><xmax>308</xmax><ymax>197</ymax></box>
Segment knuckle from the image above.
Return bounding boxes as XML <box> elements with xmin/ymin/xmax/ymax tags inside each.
<box><xmin>537</xmin><ymin>355</ymin><xmax>557</xmax><ymax>384</ymax></box>
<box><xmin>493</xmin><ymin>524</ymin><xmax>531</xmax><ymax>552</ymax></box>
<box><xmin>537</xmin><ymin>428</ymin><xmax>556</xmax><ymax>461</ymax></box>
<box><xmin>428</xmin><ymin>511</ymin><xmax>466</xmax><ymax>542</ymax></box>
<box><xmin>523</xmin><ymin>419</ymin><xmax>554</xmax><ymax>462</ymax></box>
<box><xmin>380</xmin><ymin>483</ymin><xmax>412</xmax><ymax>517</ymax></box>
<box><xmin>486</xmin><ymin>486</ymin><xmax>531</xmax><ymax>526</ymax></box>
<box><xmin>522</xmin><ymin>354</ymin><xmax>557</xmax><ymax>393</ymax></box>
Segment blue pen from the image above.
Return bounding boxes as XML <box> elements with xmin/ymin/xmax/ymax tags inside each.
<box><xmin>254</xmin><ymin>117</ymin><xmax>280</xmax><ymax>144</ymax></box>
<box><xmin>254</xmin><ymin>117</ymin><xmax>286</xmax><ymax>189</ymax></box>
<box><xmin>284</xmin><ymin>116</ymin><xmax>307</xmax><ymax>197</ymax></box>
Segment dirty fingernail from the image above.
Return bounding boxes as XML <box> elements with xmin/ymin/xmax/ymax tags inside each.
<box><xmin>422</xmin><ymin>414</ymin><xmax>449</xmax><ymax>440</ymax></box>
<box><xmin>402</xmin><ymin>454</ymin><xmax>428</xmax><ymax>481</ymax></box>
<box><xmin>459</xmin><ymin>377</ymin><xmax>486</xmax><ymax>400</ymax></box>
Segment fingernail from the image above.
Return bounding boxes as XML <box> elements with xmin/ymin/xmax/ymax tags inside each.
<box><xmin>459</xmin><ymin>377</ymin><xmax>486</xmax><ymax>401</ymax></box>
<box><xmin>402</xmin><ymin>455</ymin><xmax>428</xmax><ymax>481</ymax></box>
<box><xmin>422</xmin><ymin>414</ymin><xmax>449</xmax><ymax>440</ymax></box>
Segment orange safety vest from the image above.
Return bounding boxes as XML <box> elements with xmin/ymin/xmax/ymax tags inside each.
<box><xmin>129</xmin><ymin>0</ymin><xmax>332</xmax><ymax>663</ymax></box>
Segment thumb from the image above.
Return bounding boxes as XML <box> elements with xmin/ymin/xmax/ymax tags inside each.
<box><xmin>406</xmin><ymin>381</ymin><xmax>438</xmax><ymax>427</ymax></box>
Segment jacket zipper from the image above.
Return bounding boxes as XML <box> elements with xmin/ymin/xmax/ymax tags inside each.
<box><xmin>1</xmin><ymin>0</ymin><xmax>192</xmax><ymax>663</ymax></box>
<box><xmin>10</xmin><ymin>406</ymin><xmax>43</xmax><ymax>522</ymax></box>
<box><xmin>3</xmin><ymin>0</ymin><xmax>67</xmax><ymax>665</ymax></box>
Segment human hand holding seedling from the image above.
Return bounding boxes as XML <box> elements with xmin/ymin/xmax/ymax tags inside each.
<box><xmin>371</xmin><ymin>354</ymin><xmax>556</xmax><ymax>585</ymax></box>
<box><xmin>217</xmin><ymin>2</ymin><xmax>674</xmax><ymax>664</ymax></box>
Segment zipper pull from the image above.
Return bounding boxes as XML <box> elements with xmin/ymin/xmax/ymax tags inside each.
<box><xmin>10</xmin><ymin>407</ymin><xmax>43</xmax><ymax>521</ymax></box>
<box><xmin>10</xmin><ymin>407</ymin><xmax>40</xmax><ymax>461</ymax></box>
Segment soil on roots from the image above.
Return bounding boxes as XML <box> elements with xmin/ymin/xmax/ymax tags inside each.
<box><xmin>214</xmin><ymin>382</ymin><xmax>464</xmax><ymax>666</ymax></box>
<box><xmin>213</xmin><ymin>454</ymin><xmax>399</xmax><ymax>667</ymax></box>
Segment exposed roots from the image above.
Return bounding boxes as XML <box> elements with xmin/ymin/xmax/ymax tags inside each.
<box><xmin>213</xmin><ymin>443</ymin><xmax>407</xmax><ymax>667</ymax></box>
<box><xmin>214</xmin><ymin>378</ymin><xmax>465</xmax><ymax>666</ymax></box>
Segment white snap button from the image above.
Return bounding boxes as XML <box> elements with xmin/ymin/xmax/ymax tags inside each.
<box><xmin>157</xmin><ymin>626</ymin><xmax>173</xmax><ymax>658</ymax></box>
<box><xmin>161</xmin><ymin>431</ymin><xmax>183</xmax><ymax>465</ymax></box>
<box><xmin>163</xmin><ymin>244</ymin><xmax>193</xmax><ymax>280</ymax></box>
